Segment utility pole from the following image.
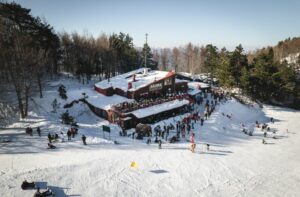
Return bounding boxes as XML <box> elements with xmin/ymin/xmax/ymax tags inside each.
<box><xmin>145</xmin><ymin>33</ymin><xmax>148</xmax><ymax>68</ymax></box>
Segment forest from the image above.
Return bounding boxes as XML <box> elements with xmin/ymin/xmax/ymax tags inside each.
<box><xmin>0</xmin><ymin>2</ymin><xmax>299</xmax><ymax>119</ymax></box>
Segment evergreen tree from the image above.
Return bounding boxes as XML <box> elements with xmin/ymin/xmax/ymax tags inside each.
<box><xmin>229</xmin><ymin>44</ymin><xmax>248</xmax><ymax>85</ymax></box>
<box><xmin>141</xmin><ymin>43</ymin><xmax>158</xmax><ymax>70</ymax></box>
<box><xmin>61</xmin><ymin>110</ymin><xmax>74</xmax><ymax>125</ymax></box>
<box><xmin>204</xmin><ymin>44</ymin><xmax>219</xmax><ymax>84</ymax></box>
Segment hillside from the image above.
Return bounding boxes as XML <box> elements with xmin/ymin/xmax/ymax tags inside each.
<box><xmin>1</xmin><ymin>77</ymin><xmax>300</xmax><ymax>197</ymax></box>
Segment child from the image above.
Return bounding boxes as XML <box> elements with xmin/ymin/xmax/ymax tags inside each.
<box><xmin>190</xmin><ymin>133</ymin><xmax>196</xmax><ymax>153</ymax></box>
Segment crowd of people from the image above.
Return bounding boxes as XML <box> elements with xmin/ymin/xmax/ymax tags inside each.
<box><xmin>25</xmin><ymin>125</ymin><xmax>89</xmax><ymax>150</ymax></box>
<box><xmin>25</xmin><ymin>127</ymin><xmax>41</xmax><ymax>137</ymax></box>
<box><xmin>112</xmin><ymin>92</ymin><xmax>190</xmax><ymax>113</ymax></box>
<box><xmin>120</xmin><ymin>88</ymin><xmax>229</xmax><ymax>152</ymax></box>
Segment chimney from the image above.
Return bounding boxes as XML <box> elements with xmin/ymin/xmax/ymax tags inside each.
<box><xmin>128</xmin><ymin>82</ymin><xmax>132</xmax><ymax>89</ymax></box>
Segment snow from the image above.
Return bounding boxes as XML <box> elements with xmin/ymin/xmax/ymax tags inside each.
<box><xmin>130</xmin><ymin>99</ymin><xmax>189</xmax><ymax>118</ymax></box>
<box><xmin>95</xmin><ymin>68</ymin><xmax>172</xmax><ymax>92</ymax></box>
<box><xmin>280</xmin><ymin>52</ymin><xmax>300</xmax><ymax>64</ymax></box>
<box><xmin>188</xmin><ymin>81</ymin><xmax>210</xmax><ymax>89</ymax></box>
<box><xmin>84</xmin><ymin>89</ymin><xmax>134</xmax><ymax>110</ymax></box>
<box><xmin>1</xmin><ymin>76</ymin><xmax>300</xmax><ymax>197</ymax></box>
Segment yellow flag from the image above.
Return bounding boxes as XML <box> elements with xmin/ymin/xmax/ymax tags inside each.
<box><xmin>130</xmin><ymin>161</ymin><xmax>137</xmax><ymax>168</ymax></box>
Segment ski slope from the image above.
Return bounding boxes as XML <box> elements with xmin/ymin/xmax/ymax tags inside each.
<box><xmin>1</xmin><ymin>78</ymin><xmax>300</xmax><ymax>197</ymax></box>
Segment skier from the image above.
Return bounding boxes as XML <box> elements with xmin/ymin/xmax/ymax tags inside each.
<box><xmin>264</xmin><ymin>132</ymin><xmax>267</xmax><ymax>137</ymax></box>
<box><xmin>270</xmin><ymin>117</ymin><xmax>274</xmax><ymax>123</ymax></box>
<box><xmin>190</xmin><ymin>133</ymin><xmax>196</xmax><ymax>153</ymax></box>
<box><xmin>81</xmin><ymin>135</ymin><xmax>87</xmax><ymax>145</ymax></box>
<box><xmin>37</xmin><ymin>127</ymin><xmax>41</xmax><ymax>137</ymax></box>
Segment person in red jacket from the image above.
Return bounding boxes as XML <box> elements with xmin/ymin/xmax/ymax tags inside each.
<box><xmin>190</xmin><ymin>133</ymin><xmax>196</xmax><ymax>153</ymax></box>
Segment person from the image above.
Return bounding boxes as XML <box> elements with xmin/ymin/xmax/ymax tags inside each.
<box><xmin>29</xmin><ymin>127</ymin><xmax>33</xmax><ymax>136</ymax></box>
<box><xmin>47</xmin><ymin>133</ymin><xmax>52</xmax><ymax>143</ymax></box>
<box><xmin>181</xmin><ymin>129</ymin><xmax>186</xmax><ymax>139</ymax></box>
<box><xmin>200</xmin><ymin>118</ymin><xmax>204</xmax><ymax>126</ymax></box>
<box><xmin>21</xmin><ymin>180</ymin><xmax>35</xmax><ymax>190</ymax></box>
<box><xmin>37</xmin><ymin>127</ymin><xmax>41</xmax><ymax>137</ymax></box>
<box><xmin>158</xmin><ymin>140</ymin><xmax>162</xmax><ymax>149</ymax></box>
<box><xmin>60</xmin><ymin>132</ymin><xmax>65</xmax><ymax>142</ymax></box>
<box><xmin>34</xmin><ymin>187</ymin><xmax>54</xmax><ymax>197</ymax></box>
<box><xmin>262</xmin><ymin>139</ymin><xmax>266</xmax><ymax>144</ymax></box>
<box><xmin>270</xmin><ymin>117</ymin><xmax>274</xmax><ymax>123</ymax></box>
<box><xmin>264</xmin><ymin>132</ymin><xmax>267</xmax><ymax>137</ymax></box>
<box><xmin>206</xmin><ymin>143</ymin><xmax>210</xmax><ymax>151</ymax></box>
<box><xmin>67</xmin><ymin>129</ymin><xmax>71</xmax><ymax>141</ymax></box>
<box><xmin>187</xmin><ymin>124</ymin><xmax>191</xmax><ymax>135</ymax></box>
<box><xmin>47</xmin><ymin>143</ymin><xmax>56</xmax><ymax>149</ymax></box>
<box><xmin>82</xmin><ymin>135</ymin><xmax>87</xmax><ymax>145</ymax></box>
<box><xmin>190</xmin><ymin>133</ymin><xmax>196</xmax><ymax>153</ymax></box>
<box><xmin>204</xmin><ymin>112</ymin><xmax>208</xmax><ymax>120</ymax></box>
<box><xmin>54</xmin><ymin>133</ymin><xmax>59</xmax><ymax>140</ymax></box>
<box><xmin>146</xmin><ymin>137</ymin><xmax>151</xmax><ymax>145</ymax></box>
<box><xmin>165</xmin><ymin>130</ymin><xmax>169</xmax><ymax>141</ymax></box>
<box><xmin>71</xmin><ymin>128</ymin><xmax>75</xmax><ymax>138</ymax></box>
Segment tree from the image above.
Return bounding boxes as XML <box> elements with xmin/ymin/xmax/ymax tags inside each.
<box><xmin>141</xmin><ymin>42</ymin><xmax>158</xmax><ymax>70</ymax></box>
<box><xmin>160</xmin><ymin>48</ymin><xmax>169</xmax><ymax>71</ymax></box>
<box><xmin>61</xmin><ymin>110</ymin><xmax>74</xmax><ymax>125</ymax></box>
<box><xmin>172</xmin><ymin>47</ymin><xmax>180</xmax><ymax>72</ymax></box>
<box><xmin>204</xmin><ymin>44</ymin><xmax>219</xmax><ymax>83</ymax></box>
<box><xmin>216</xmin><ymin>48</ymin><xmax>235</xmax><ymax>88</ymax></box>
<box><xmin>229</xmin><ymin>44</ymin><xmax>248</xmax><ymax>85</ymax></box>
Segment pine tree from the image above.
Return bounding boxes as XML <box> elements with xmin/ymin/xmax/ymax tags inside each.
<box><xmin>61</xmin><ymin>110</ymin><xmax>74</xmax><ymax>125</ymax></box>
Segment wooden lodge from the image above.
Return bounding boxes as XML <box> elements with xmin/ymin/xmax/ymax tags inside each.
<box><xmin>84</xmin><ymin>68</ymin><xmax>205</xmax><ymax>129</ymax></box>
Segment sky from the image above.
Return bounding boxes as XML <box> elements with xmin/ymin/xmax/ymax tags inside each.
<box><xmin>10</xmin><ymin>0</ymin><xmax>300</xmax><ymax>51</ymax></box>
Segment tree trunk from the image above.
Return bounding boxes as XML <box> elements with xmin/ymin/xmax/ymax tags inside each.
<box><xmin>37</xmin><ymin>73</ymin><xmax>43</xmax><ymax>98</ymax></box>
<box><xmin>24</xmin><ymin>86</ymin><xmax>30</xmax><ymax>117</ymax></box>
<box><xmin>16</xmin><ymin>90</ymin><xmax>25</xmax><ymax>119</ymax></box>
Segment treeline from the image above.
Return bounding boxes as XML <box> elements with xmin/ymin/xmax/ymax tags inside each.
<box><xmin>154</xmin><ymin>42</ymin><xmax>299</xmax><ymax>108</ymax></box>
<box><xmin>60</xmin><ymin>31</ymin><xmax>157</xmax><ymax>84</ymax></box>
<box><xmin>247</xmin><ymin>37</ymin><xmax>300</xmax><ymax>64</ymax></box>
<box><xmin>209</xmin><ymin>45</ymin><xmax>299</xmax><ymax>108</ymax></box>
<box><xmin>0</xmin><ymin>2</ymin><xmax>157</xmax><ymax>118</ymax></box>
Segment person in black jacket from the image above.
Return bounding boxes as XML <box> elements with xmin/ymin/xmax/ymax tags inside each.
<box><xmin>82</xmin><ymin>135</ymin><xmax>87</xmax><ymax>145</ymax></box>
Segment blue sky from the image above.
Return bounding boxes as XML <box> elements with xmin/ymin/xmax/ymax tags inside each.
<box><xmin>11</xmin><ymin>0</ymin><xmax>300</xmax><ymax>51</ymax></box>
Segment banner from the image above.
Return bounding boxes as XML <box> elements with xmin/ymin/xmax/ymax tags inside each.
<box><xmin>102</xmin><ymin>125</ymin><xmax>111</xmax><ymax>133</ymax></box>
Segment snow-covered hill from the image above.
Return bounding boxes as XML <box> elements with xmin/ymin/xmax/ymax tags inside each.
<box><xmin>0</xmin><ymin>77</ymin><xmax>300</xmax><ymax>197</ymax></box>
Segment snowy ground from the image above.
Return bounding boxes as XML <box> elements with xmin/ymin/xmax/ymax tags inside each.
<box><xmin>1</xmin><ymin>77</ymin><xmax>300</xmax><ymax>197</ymax></box>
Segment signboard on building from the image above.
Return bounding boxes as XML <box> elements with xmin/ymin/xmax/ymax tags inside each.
<box><xmin>149</xmin><ymin>83</ymin><xmax>163</xmax><ymax>91</ymax></box>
